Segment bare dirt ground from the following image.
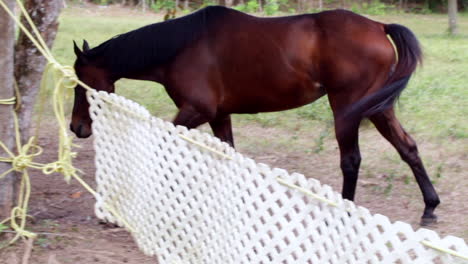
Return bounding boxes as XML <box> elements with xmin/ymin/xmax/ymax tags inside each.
<box><xmin>0</xmin><ymin>118</ymin><xmax>466</xmax><ymax>263</ymax></box>
<box><xmin>0</xmin><ymin>123</ymin><xmax>155</xmax><ymax>264</ymax></box>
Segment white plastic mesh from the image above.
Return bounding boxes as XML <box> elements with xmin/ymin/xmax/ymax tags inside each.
<box><xmin>88</xmin><ymin>90</ymin><xmax>468</xmax><ymax>264</ymax></box>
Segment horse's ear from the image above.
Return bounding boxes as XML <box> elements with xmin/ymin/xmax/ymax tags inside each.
<box><xmin>82</xmin><ymin>39</ymin><xmax>90</xmax><ymax>52</ymax></box>
<box><xmin>73</xmin><ymin>40</ymin><xmax>83</xmax><ymax>57</ymax></box>
<box><xmin>73</xmin><ymin>40</ymin><xmax>89</xmax><ymax>65</ymax></box>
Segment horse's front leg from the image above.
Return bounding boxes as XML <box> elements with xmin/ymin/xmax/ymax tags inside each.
<box><xmin>209</xmin><ymin>114</ymin><xmax>234</xmax><ymax>148</ymax></box>
<box><xmin>173</xmin><ymin>104</ymin><xmax>211</xmax><ymax>129</ymax></box>
<box><xmin>334</xmin><ymin>117</ymin><xmax>362</xmax><ymax>201</ymax></box>
<box><xmin>173</xmin><ymin>105</ymin><xmax>235</xmax><ymax>147</ymax></box>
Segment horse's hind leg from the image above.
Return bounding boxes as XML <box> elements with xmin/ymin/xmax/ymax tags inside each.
<box><xmin>369</xmin><ymin>108</ymin><xmax>440</xmax><ymax>224</ymax></box>
<box><xmin>209</xmin><ymin>114</ymin><xmax>234</xmax><ymax>147</ymax></box>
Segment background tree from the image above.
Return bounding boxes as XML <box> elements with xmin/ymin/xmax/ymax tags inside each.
<box><xmin>448</xmin><ymin>0</ymin><xmax>458</xmax><ymax>35</ymax></box>
<box><xmin>15</xmin><ymin>0</ymin><xmax>63</xmax><ymax>143</ymax></box>
<box><xmin>0</xmin><ymin>0</ymin><xmax>62</xmax><ymax>220</ymax></box>
<box><xmin>0</xmin><ymin>0</ymin><xmax>17</xmax><ymax>220</ymax></box>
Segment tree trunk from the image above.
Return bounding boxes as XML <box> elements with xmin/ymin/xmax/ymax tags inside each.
<box><xmin>0</xmin><ymin>0</ymin><xmax>17</xmax><ymax>220</ymax></box>
<box><xmin>308</xmin><ymin>0</ymin><xmax>314</xmax><ymax>11</ymax></box>
<box><xmin>15</xmin><ymin>0</ymin><xmax>62</xmax><ymax>144</ymax></box>
<box><xmin>448</xmin><ymin>0</ymin><xmax>458</xmax><ymax>35</ymax></box>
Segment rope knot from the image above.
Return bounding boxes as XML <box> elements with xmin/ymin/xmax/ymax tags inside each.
<box><xmin>0</xmin><ymin>137</ymin><xmax>43</xmax><ymax>176</ymax></box>
<box><xmin>42</xmin><ymin>161</ymin><xmax>65</xmax><ymax>174</ymax></box>
<box><xmin>60</xmin><ymin>66</ymin><xmax>78</xmax><ymax>89</ymax></box>
<box><xmin>46</xmin><ymin>61</ymin><xmax>78</xmax><ymax>89</ymax></box>
<box><xmin>11</xmin><ymin>155</ymin><xmax>32</xmax><ymax>172</ymax></box>
<box><xmin>42</xmin><ymin>159</ymin><xmax>79</xmax><ymax>183</ymax></box>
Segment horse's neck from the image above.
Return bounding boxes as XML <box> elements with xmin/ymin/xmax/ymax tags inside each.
<box><xmin>117</xmin><ymin>65</ymin><xmax>167</xmax><ymax>85</ymax></box>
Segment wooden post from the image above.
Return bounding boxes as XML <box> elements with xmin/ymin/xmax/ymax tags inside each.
<box><xmin>0</xmin><ymin>0</ymin><xmax>17</xmax><ymax>220</ymax></box>
<box><xmin>0</xmin><ymin>0</ymin><xmax>62</xmax><ymax>220</ymax></box>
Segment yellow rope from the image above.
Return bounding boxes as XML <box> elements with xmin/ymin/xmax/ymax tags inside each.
<box><xmin>178</xmin><ymin>134</ymin><xmax>233</xmax><ymax>160</ymax></box>
<box><xmin>0</xmin><ymin>97</ymin><xmax>15</xmax><ymax>105</ymax></box>
<box><xmin>0</xmin><ymin>78</ymin><xmax>20</xmax><ymax>109</ymax></box>
<box><xmin>0</xmin><ymin>0</ymin><xmax>52</xmax><ymax>61</ymax></box>
<box><xmin>0</xmin><ymin>113</ymin><xmax>38</xmax><ymax>244</ymax></box>
<box><xmin>0</xmin><ymin>0</ymin><xmax>136</xmax><ymax>242</ymax></box>
<box><xmin>16</xmin><ymin>0</ymin><xmax>53</xmax><ymax>59</ymax></box>
<box><xmin>421</xmin><ymin>240</ymin><xmax>468</xmax><ymax>261</ymax></box>
<box><xmin>276</xmin><ymin>177</ymin><xmax>339</xmax><ymax>207</ymax></box>
<box><xmin>13</xmin><ymin>79</ymin><xmax>21</xmax><ymax>111</ymax></box>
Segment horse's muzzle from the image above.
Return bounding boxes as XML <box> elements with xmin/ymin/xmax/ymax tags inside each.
<box><xmin>70</xmin><ymin>122</ymin><xmax>92</xmax><ymax>138</ymax></box>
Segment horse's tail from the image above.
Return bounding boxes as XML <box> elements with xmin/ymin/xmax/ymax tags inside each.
<box><xmin>345</xmin><ymin>23</ymin><xmax>422</xmax><ymax>119</ymax></box>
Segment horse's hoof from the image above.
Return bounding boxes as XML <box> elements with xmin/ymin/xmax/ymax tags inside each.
<box><xmin>420</xmin><ymin>216</ymin><xmax>438</xmax><ymax>226</ymax></box>
<box><xmin>98</xmin><ymin>220</ymin><xmax>119</xmax><ymax>228</ymax></box>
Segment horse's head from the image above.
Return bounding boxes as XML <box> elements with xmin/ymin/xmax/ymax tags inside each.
<box><xmin>70</xmin><ymin>40</ymin><xmax>115</xmax><ymax>138</ymax></box>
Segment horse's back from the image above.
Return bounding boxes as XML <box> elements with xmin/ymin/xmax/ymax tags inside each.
<box><xmin>220</xmin><ymin>15</ymin><xmax>327</xmax><ymax>112</ymax></box>
<box><xmin>169</xmin><ymin>8</ymin><xmax>396</xmax><ymax>114</ymax></box>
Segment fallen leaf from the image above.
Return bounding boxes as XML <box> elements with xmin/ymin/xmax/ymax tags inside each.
<box><xmin>70</xmin><ymin>192</ymin><xmax>82</xmax><ymax>199</ymax></box>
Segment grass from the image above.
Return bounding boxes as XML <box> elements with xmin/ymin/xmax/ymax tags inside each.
<box><xmin>52</xmin><ymin>6</ymin><xmax>468</xmax><ymax>142</ymax></box>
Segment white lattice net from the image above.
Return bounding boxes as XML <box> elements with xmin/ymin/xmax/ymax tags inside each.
<box><xmin>88</xmin><ymin>90</ymin><xmax>468</xmax><ymax>264</ymax></box>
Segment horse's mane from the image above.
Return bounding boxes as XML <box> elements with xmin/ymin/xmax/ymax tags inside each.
<box><xmin>84</xmin><ymin>6</ymin><xmax>231</xmax><ymax>76</ymax></box>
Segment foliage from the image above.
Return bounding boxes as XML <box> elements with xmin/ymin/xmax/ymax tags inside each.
<box><xmin>351</xmin><ymin>0</ymin><xmax>392</xmax><ymax>15</ymax></box>
<box><xmin>80</xmin><ymin>0</ymin><xmax>467</xmax><ymax>14</ymax></box>
<box><xmin>234</xmin><ymin>0</ymin><xmax>260</xmax><ymax>13</ymax></box>
<box><xmin>463</xmin><ymin>0</ymin><xmax>468</xmax><ymax>10</ymax></box>
<box><xmin>264</xmin><ymin>0</ymin><xmax>280</xmax><ymax>15</ymax></box>
<box><xmin>150</xmin><ymin>0</ymin><xmax>175</xmax><ymax>12</ymax></box>
<box><xmin>200</xmin><ymin>0</ymin><xmax>217</xmax><ymax>7</ymax></box>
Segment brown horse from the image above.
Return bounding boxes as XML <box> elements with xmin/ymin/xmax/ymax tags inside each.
<box><xmin>70</xmin><ymin>6</ymin><xmax>439</xmax><ymax>224</ymax></box>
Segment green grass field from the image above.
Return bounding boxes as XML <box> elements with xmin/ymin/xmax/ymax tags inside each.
<box><xmin>53</xmin><ymin>7</ymin><xmax>468</xmax><ymax>141</ymax></box>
